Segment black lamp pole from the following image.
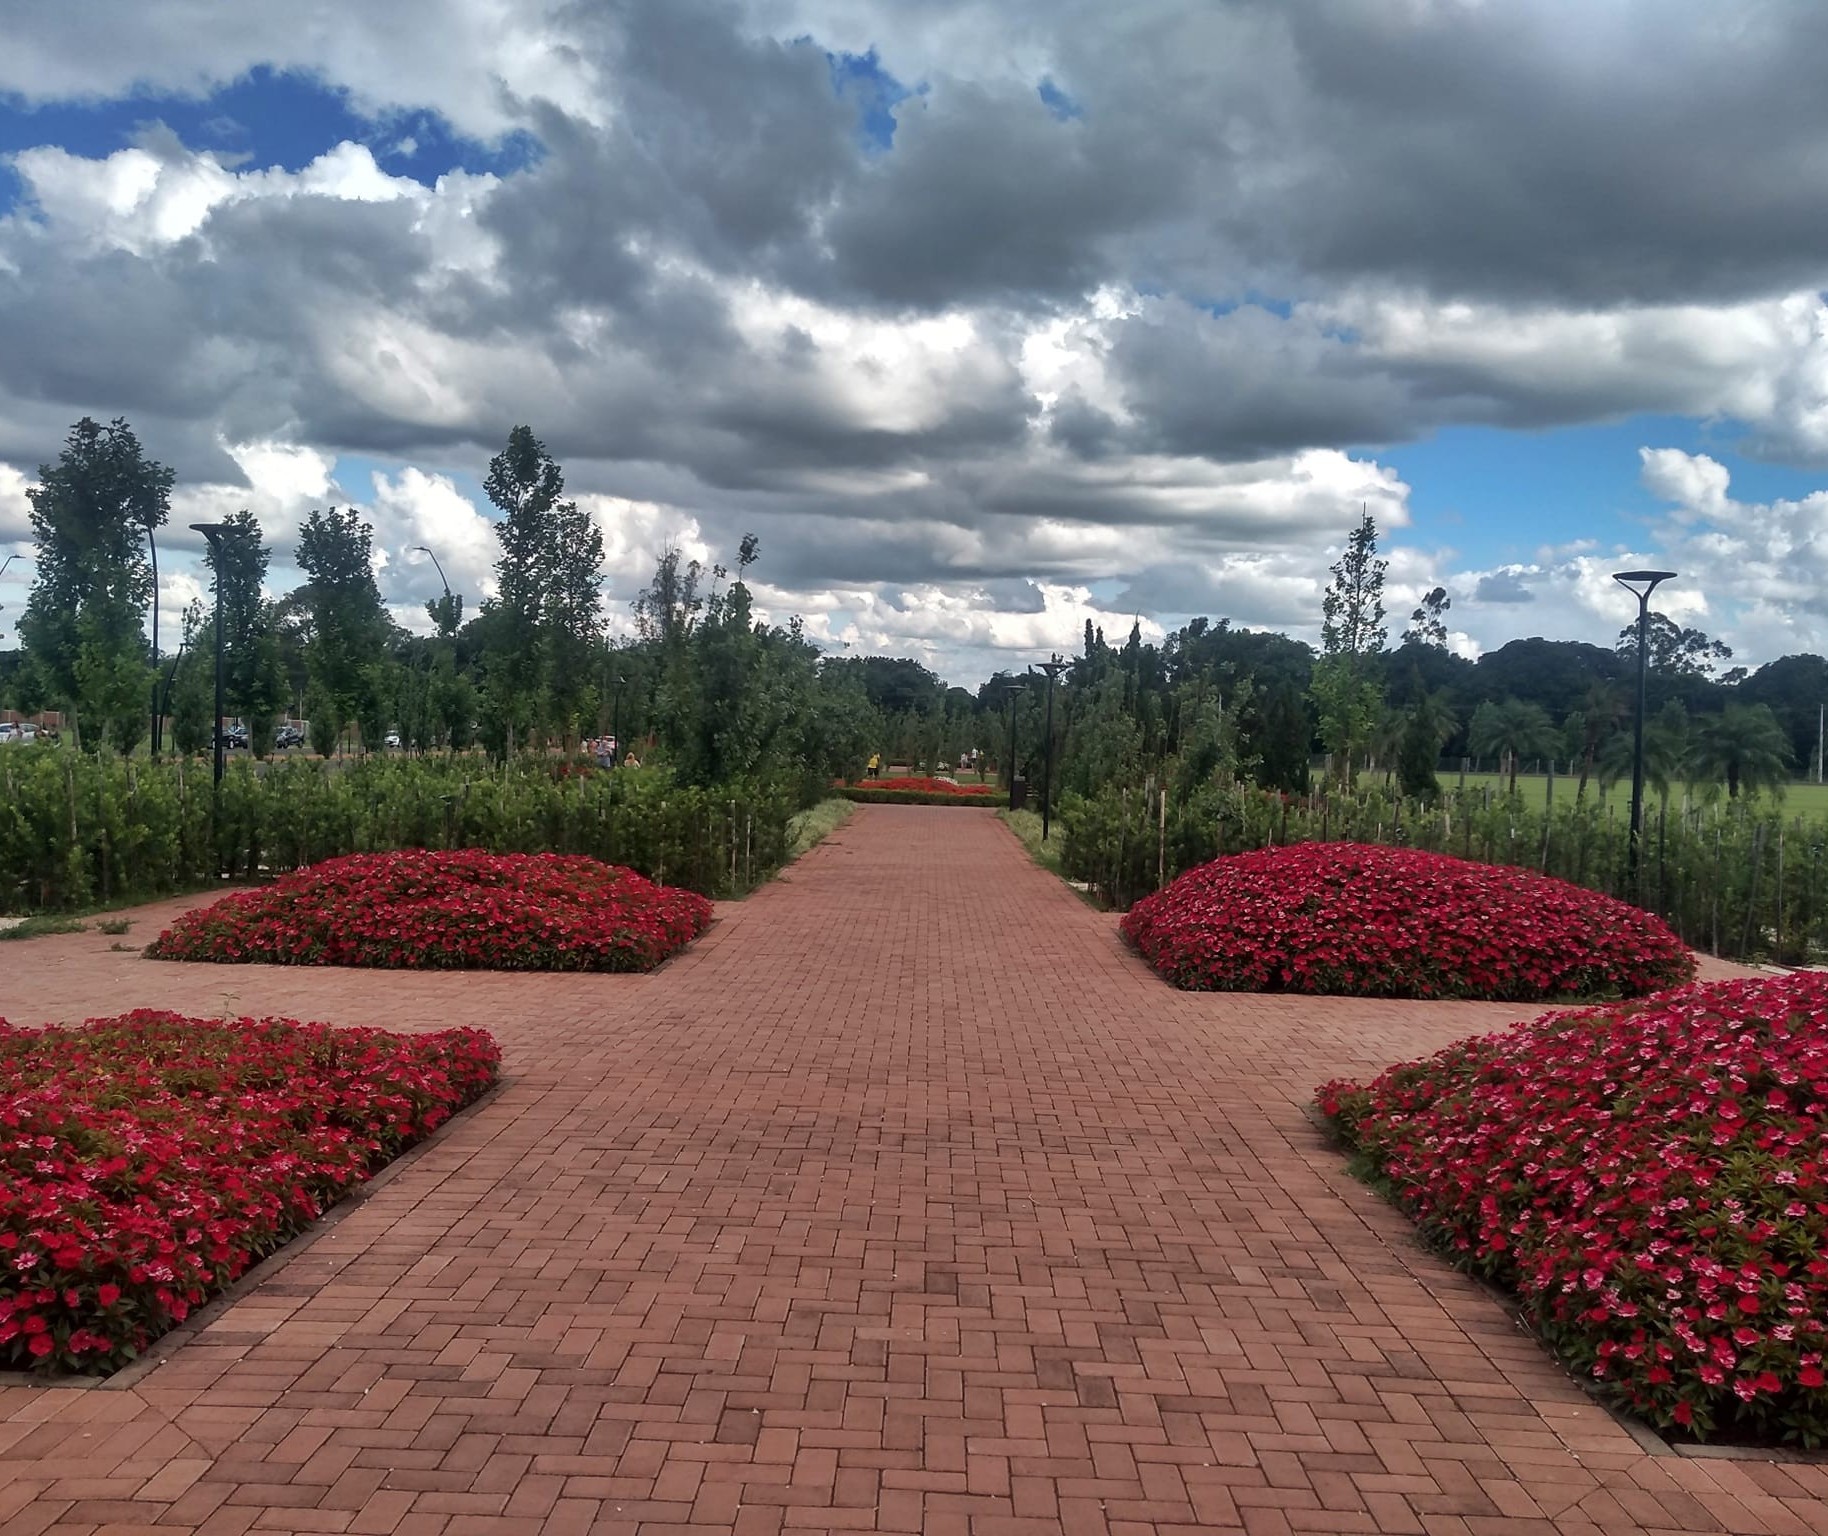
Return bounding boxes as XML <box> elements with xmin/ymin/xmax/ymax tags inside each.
<box><xmin>192</xmin><ymin>524</ymin><xmax>229</xmax><ymax>865</ymax></box>
<box><xmin>1612</xmin><ymin>568</ymin><xmax>1677</xmax><ymax>898</ymax></box>
<box><xmin>415</xmin><ymin>545</ymin><xmax>455</xmax><ymax>636</ymax></box>
<box><xmin>999</xmin><ymin>681</ymin><xmax>1023</xmax><ymax>810</ymax></box>
<box><xmin>1035</xmin><ymin>655</ymin><xmax>1069</xmax><ymax>841</ymax></box>
<box><xmin>612</xmin><ymin>674</ymin><xmax>628</xmax><ymax>764</ymax></box>
<box><xmin>146</xmin><ymin>525</ymin><xmax>161</xmax><ymax>753</ymax></box>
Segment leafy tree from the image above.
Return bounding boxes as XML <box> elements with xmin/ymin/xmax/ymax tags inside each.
<box><xmin>1251</xmin><ymin>681</ymin><xmax>1311</xmax><ymax>795</ymax></box>
<box><xmin>1403</xmin><ymin>585</ymin><xmax>1452</xmax><ymax>648</ymax></box>
<box><xmin>1617</xmin><ymin>612</ymin><xmax>1733</xmax><ymax>679</ymax></box>
<box><xmin>296</xmin><ymin>507</ymin><xmax>391</xmax><ymax>754</ymax></box>
<box><xmin>169</xmin><ymin>602</ymin><xmax>212</xmax><ymax>757</ymax></box>
<box><xmin>1469</xmin><ymin>697</ymin><xmax>1557</xmax><ymax>795</ymax></box>
<box><xmin>1309</xmin><ymin>511</ymin><xmax>1387</xmax><ymax>785</ymax></box>
<box><xmin>1397</xmin><ymin>682</ymin><xmax>1455</xmax><ymax>800</ymax></box>
<box><xmin>200</xmin><ymin>510</ymin><xmax>288</xmax><ymax>752</ymax></box>
<box><xmin>1688</xmin><ymin>703</ymin><xmax>1791</xmax><ymax>799</ymax></box>
<box><xmin>19</xmin><ymin>417</ymin><xmax>172</xmax><ymax>749</ymax></box>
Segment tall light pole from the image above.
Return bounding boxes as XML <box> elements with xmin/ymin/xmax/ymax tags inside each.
<box><xmin>1612</xmin><ymin>569</ymin><xmax>1677</xmax><ymax>898</ymax></box>
<box><xmin>611</xmin><ymin>674</ymin><xmax>628</xmax><ymax>764</ymax></box>
<box><xmin>998</xmin><ymin>680</ymin><xmax>1024</xmax><ymax>810</ymax></box>
<box><xmin>192</xmin><ymin>524</ymin><xmax>230</xmax><ymax>868</ymax></box>
<box><xmin>145</xmin><ymin>523</ymin><xmax>163</xmax><ymax>752</ymax></box>
<box><xmin>415</xmin><ymin>545</ymin><xmax>460</xmax><ymax>638</ymax></box>
<box><xmin>1035</xmin><ymin>655</ymin><xmax>1069</xmax><ymax>841</ymax></box>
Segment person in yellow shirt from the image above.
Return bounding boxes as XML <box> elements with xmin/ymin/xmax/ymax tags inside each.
<box><xmin>866</xmin><ymin>752</ymin><xmax>881</xmax><ymax>776</ymax></box>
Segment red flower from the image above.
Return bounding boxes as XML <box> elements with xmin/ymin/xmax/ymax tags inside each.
<box><xmin>1318</xmin><ymin>972</ymin><xmax>1828</xmax><ymax>1445</ymax></box>
<box><xmin>0</xmin><ymin>1011</ymin><xmax>499</xmax><ymax>1375</ymax></box>
<box><xmin>146</xmin><ymin>850</ymin><xmax>713</xmax><ymax>974</ymax></box>
<box><xmin>1124</xmin><ymin>842</ymin><xmax>1694</xmax><ymax>1002</ymax></box>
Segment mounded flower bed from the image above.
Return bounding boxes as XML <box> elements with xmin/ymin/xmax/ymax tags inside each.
<box><xmin>147</xmin><ymin>849</ymin><xmax>712</xmax><ymax>971</ymax></box>
<box><xmin>844</xmin><ymin>777</ymin><xmax>1001</xmax><ymax>806</ymax></box>
<box><xmin>1122</xmin><ymin>842</ymin><xmax>1694</xmax><ymax>1001</ymax></box>
<box><xmin>1319</xmin><ymin>973</ymin><xmax>1828</xmax><ymax>1445</ymax></box>
<box><xmin>0</xmin><ymin>1011</ymin><xmax>499</xmax><ymax>1374</ymax></box>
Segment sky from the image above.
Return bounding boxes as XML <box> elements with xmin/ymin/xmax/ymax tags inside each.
<box><xmin>3</xmin><ymin>0</ymin><xmax>1828</xmax><ymax>685</ymax></box>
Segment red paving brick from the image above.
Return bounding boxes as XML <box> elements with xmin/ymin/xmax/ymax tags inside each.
<box><xmin>0</xmin><ymin>805</ymin><xmax>1814</xmax><ymax>1534</ymax></box>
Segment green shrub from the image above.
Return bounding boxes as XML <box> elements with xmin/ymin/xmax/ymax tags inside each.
<box><xmin>0</xmin><ymin>746</ymin><xmax>797</xmax><ymax>913</ymax></box>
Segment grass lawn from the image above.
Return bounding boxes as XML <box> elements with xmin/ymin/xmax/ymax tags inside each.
<box><xmin>1441</xmin><ymin>770</ymin><xmax>1828</xmax><ymax>820</ymax></box>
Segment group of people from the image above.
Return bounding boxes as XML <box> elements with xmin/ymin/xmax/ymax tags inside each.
<box><xmin>589</xmin><ymin>736</ymin><xmax>639</xmax><ymax>769</ymax></box>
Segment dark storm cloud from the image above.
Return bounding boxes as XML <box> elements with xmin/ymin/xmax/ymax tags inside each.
<box><xmin>1474</xmin><ymin>569</ymin><xmax>1538</xmax><ymax>605</ymax></box>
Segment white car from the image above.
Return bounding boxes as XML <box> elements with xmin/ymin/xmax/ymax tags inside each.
<box><xmin>0</xmin><ymin>722</ymin><xmax>16</xmax><ymax>744</ymax></box>
<box><xmin>384</xmin><ymin>730</ymin><xmax>402</xmax><ymax>749</ymax></box>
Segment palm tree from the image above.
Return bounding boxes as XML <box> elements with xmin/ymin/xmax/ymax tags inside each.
<box><xmin>1688</xmin><ymin>703</ymin><xmax>1790</xmax><ymax>799</ymax></box>
<box><xmin>1469</xmin><ymin>697</ymin><xmax>1558</xmax><ymax>796</ymax></box>
<box><xmin>1599</xmin><ymin>699</ymin><xmax>1691</xmax><ymax>810</ymax></box>
<box><xmin>1566</xmin><ymin>681</ymin><xmax>1627</xmax><ymax>804</ymax></box>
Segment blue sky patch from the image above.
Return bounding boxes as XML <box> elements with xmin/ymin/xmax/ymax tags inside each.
<box><xmin>826</xmin><ymin>48</ymin><xmax>912</xmax><ymax>153</ymax></box>
<box><xmin>0</xmin><ymin>67</ymin><xmax>539</xmax><ymax>213</ymax></box>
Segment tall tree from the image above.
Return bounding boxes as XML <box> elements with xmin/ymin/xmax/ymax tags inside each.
<box><xmin>296</xmin><ymin>507</ymin><xmax>390</xmax><ymax>752</ymax></box>
<box><xmin>1403</xmin><ymin>585</ymin><xmax>1452</xmax><ymax>648</ymax></box>
<box><xmin>205</xmin><ymin>510</ymin><xmax>277</xmax><ymax>728</ymax></box>
<box><xmin>19</xmin><ymin>417</ymin><xmax>172</xmax><ymax>749</ymax></box>
<box><xmin>1617</xmin><ymin>612</ymin><xmax>1734</xmax><ymax>679</ymax></box>
<box><xmin>1251</xmin><ymin>681</ymin><xmax>1312</xmax><ymax>795</ymax></box>
<box><xmin>1309</xmin><ymin>510</ymin><xmax>1387</xmax><ymax>784</ymax></box>
<box><xmin>480</xmin><ymin>425</ymin><xmax>604</xmax><ymax>749</ymax></box>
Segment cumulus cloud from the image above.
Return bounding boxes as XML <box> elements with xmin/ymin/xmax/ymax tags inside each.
<box><xmin>3</xmin><ymin>0</ymin><xmax>1828</xmax><ymax>677</ymax></box>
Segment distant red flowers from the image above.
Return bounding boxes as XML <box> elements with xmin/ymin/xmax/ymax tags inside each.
<box><xmin>0</xmin><ymin>1011</ymin><xmax>498</xmax><ymax>1374</ymax></box>
<box><xmin>148</xmin><ymin>849</ymin><xmax>712</xmax><ymax>972</ymax></box>
<box><xmin>853</xmin><ymin>778</ymin><xmax>998</xmax><ymax>798</ymax></box>
<box><xmin>1319</xmin><ymin>973</ymin><xmax>1828</xmax><ymax>1444</ymax></box>
<box><xmin>1123</xmin><ymin>842</ymin><xmax>1693</xmax><ymax>1001</ymax></box>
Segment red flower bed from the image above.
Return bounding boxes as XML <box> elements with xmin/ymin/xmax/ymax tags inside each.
<box><xmin>853</xmin><ymin>777</ymin><xmax>998</xmax><ymax>797</ymax></box>
<box><xmin>1122</xmin><ymin>842</ymin><xmax>1693</xmax><ymax>1000</ymax></box>
<box><xmin>147</xmin><ymin>849</ymin><xmax>712</xmax><ymax>971</ymax></box>
<box><xmin>1318</xmin><ymin>973</ymin><xmax>1828</xmax><ymax>1444</ymax></box>
<box><xmin>0</xmin><ymin>1011</ymin><xmax>498</xmax><ymax>1374</ymax></box>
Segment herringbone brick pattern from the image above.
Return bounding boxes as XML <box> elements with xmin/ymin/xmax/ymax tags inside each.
<box><xmin>0</xmin><ymin>805</ymin><xmax>1818</xmax><ymax>1535</ymax></box>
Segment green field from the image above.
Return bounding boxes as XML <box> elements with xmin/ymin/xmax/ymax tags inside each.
<box><xmin>1442</xmin><ymin>770</ymin><xmax>1828</xmax><ymax>820</ymax></box>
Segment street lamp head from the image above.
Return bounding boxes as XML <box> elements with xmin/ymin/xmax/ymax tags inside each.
<box><xmin>189</xmin><ymin>521</ymin><xmax>228</xmax><ymax>545</ymax></box>
<box><xmin>1612</xmin><ymin>568</ymin><xmax>1678</xmax><ymax>601</ymax></box>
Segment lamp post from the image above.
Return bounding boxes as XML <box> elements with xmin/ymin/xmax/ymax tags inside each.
<box><xmin>146</xmin><ymin>524</ymin><xmax>162</xmax><ymax>753</ymax></box>
<box><xmin>1035</xmin><ymin>654</ymin><xmax>1069</xmax><ymax>841</ymax></box>
<box><xmin>1612</xmin><ymin>568</ymin><xmax>1677</xmax><ymax>898</ymax></box>
<box><xmin>192</xmin><ymin>524</ymin><xmax>230</xmax><ymax>867</ymax></box>
<box><xmin>998</xmin><ymin>680</ymin><xmax>1023</xmax><ymax>810</ymax></box>
<box><xmin>611</xmin><ymin>674</ymin><xmax>628</xmax><ymax>765</ymax></box>
<box><xmin>415</xmin><ymin>545</ymin><xmax>457</xmax><ymax>637</ymax></box>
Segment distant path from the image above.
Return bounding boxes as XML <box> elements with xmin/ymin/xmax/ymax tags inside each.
<box><xmin>0</xmin><ymin>806</ymin><xmax>1809</xmax><ymax>1534</ymax></box>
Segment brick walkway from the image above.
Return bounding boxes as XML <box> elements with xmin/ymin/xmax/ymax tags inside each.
<box><xmin>0</xmin><ymin>806</ymin><xmax>1821</xmax><ymax>1536</ymax></box>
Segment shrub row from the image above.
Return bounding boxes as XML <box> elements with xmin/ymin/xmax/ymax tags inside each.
<box><xmin>0</xmin><ymin>747</ymin><xmax>797</xmax><ymax>913</ymax></box>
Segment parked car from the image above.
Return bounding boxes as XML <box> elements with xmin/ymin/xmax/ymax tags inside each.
<box><xmin>16</xmin><ymin>723</ymin><xmax>36</xmax><ymax>744</ymax></box>
<box><xmin>0</xmin><ymin>722</ymin><xmax>17</xmax><ymax>744</ymax></box>
<box><xmin>384</xmin><ymin>730</ymin><xmax>401</xmax><ymax>749</ymax></box>
<box><xmin>276</xmin><ymin>724</ymin><xmax>304</xmax><ymax>749</ymax></box>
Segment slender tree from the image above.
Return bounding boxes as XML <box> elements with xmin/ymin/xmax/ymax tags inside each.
<box><xmin>1309</xmin><ymin>510</ymin><xmax>1387</xmax><ymax>785</ymax></box>
<box><xmin>19</xmin><ymin>417</ymin><xmax>172</xmax><ymax>749</ymax></box>
<box><xmin>296</xmin><ymin>507</ymin><xmax>390</xmax><ymax>752</ymax></box>
<box><xmin>1403</xmin><ymin>585</ymin><xmax>1452</xmax><ymax>648</ymax></box>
